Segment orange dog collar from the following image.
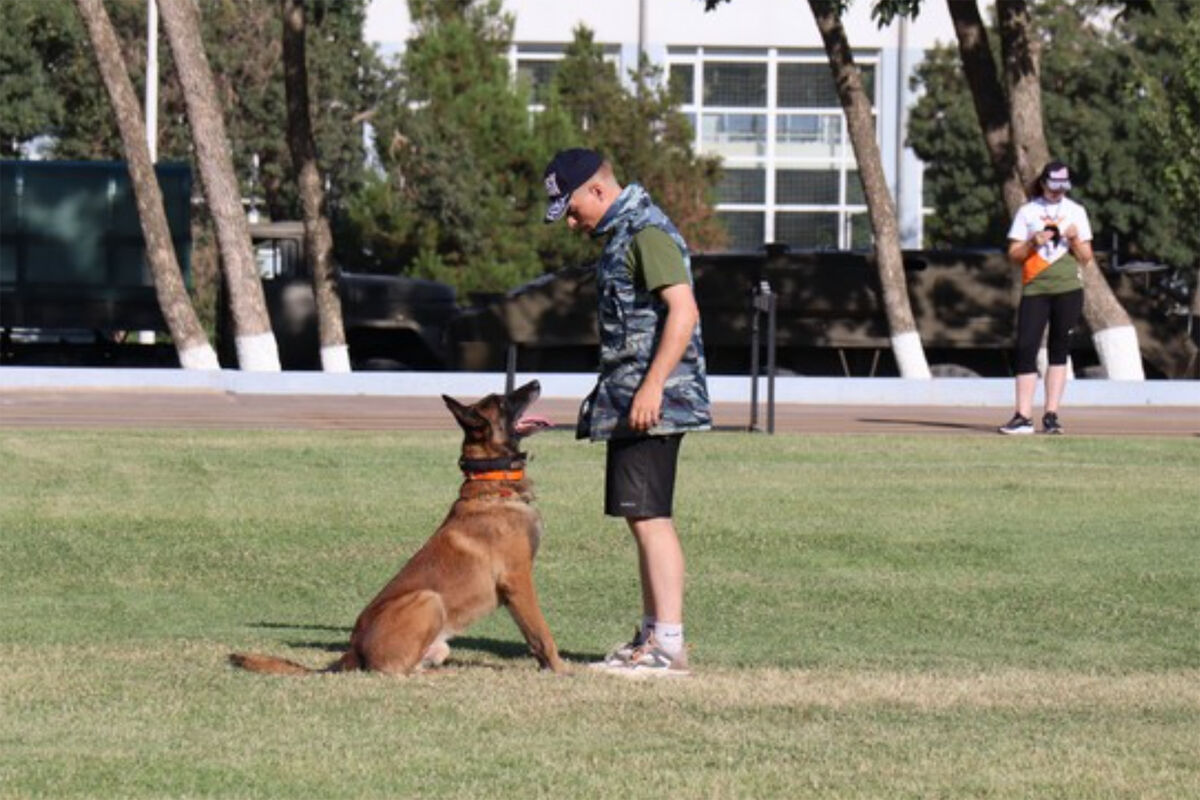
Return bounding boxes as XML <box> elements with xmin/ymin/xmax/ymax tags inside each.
<box><xmin>463</xmin><ymin>469</ymin><xmax>525</xmax><ymax>482</ymax></box>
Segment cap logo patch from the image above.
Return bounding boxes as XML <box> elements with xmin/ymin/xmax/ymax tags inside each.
<box><xmin>544</xmin><ymin>173</ymin><xmax>560</xmax><ymax>197</ymax></box>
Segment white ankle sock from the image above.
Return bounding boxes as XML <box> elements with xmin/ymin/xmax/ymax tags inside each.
<box><xmin>654</xmin><ymin>622</ymin><xmax>684</xmax><ymax>656</ymax></box>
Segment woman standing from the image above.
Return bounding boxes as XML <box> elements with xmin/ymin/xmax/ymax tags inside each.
<box><xmin>999</xmin><ymin>161</ymin><xmax>1094</xmax><ymax>435</ymax></box>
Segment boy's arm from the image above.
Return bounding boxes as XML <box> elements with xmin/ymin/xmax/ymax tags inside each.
<box><xmin>629</xmin><ymin>283</ymin><xmax>700</xmax><ymax>432</ymax></box>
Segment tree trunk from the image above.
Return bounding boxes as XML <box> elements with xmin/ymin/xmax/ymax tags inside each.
<box><xmin>997</xmin><ymin>1</ymin><xmax>1050</xmax><ymax>185</ymax></box>
<box><xmin>947</xmin><ymin>0</ymin><xmax>1026</xmax><ymax>215</ymax></box>
<box><xmin>996</xmin><ymin>0</ymin><xmax>1143</xmax><ymax>379</ymax></box>
<box><xmin>809</xmin><ymin>0</ymin><xmax>929</xmax><ymax>378</ymax></box>
<box><xmin>157</xmin><ymin>0</ymin><xmax>280</xmax><ymax>371</ymax></box>
<box><xmin>74</xmin><ymin>0</ymin><xmax>218</xmax><ymax>370</ymax></box>
<box><xmin>282</xmin><ymin>0</ymin><xmax>349</xmax><ymax>372</ymax></box>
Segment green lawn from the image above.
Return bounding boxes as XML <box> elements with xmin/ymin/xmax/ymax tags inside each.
<box><xmin>1</xmin><ymin>429</ymin><xmax>1197</xmax><ymax>798</ymax></box>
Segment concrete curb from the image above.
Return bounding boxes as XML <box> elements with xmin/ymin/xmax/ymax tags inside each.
<box><xmin>2</xmin><ymin>367</ymin><xmax>1197</xmax><ymax>407</ymax></box>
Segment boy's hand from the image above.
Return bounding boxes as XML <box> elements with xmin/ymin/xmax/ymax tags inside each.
<box><xmin>629</xmin><ymin>383</ymin><xmax>663</xmax><ymax>431</ymax></box>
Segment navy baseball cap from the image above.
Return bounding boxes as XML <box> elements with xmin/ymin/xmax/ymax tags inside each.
<box><xmin>1040</xmin><ymin>160</ymin><xmax>1072</xmax><ymax>192</ymax></box>
<box><xmin>543</xmin><ymin>148</ymin><xmax>603</xmax><ymax>223</ymax></box>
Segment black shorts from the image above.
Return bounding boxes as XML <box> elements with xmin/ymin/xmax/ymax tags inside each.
<box><xmin>604</xmin><ymin>434</ymin><xmax>684</xmax><ymax>518</ymax></box>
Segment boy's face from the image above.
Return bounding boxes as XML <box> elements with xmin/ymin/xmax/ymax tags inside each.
<box><xmin>565</xmin><ymin>181</ymin><xmax>607</xmax><ymax>234</ymax></box>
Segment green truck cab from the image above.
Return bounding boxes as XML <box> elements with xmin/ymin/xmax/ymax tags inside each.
<box><xmin>1</xmin><ymin>159</ymin><xmax>191</xmax><ymax>366</ymax></box>
<box><xmin>1</xmin><ymin>160</ymin><xmax>459</xmax><ymax>370</ymax></box>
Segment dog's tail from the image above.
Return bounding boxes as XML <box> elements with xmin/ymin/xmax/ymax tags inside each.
<box><xmin>228</xmin><ymin>650</ymin><xmax>358</xmax><ymax>676</ymax></box>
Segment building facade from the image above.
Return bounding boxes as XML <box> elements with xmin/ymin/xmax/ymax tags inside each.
<box><xmin>366</xmin><ymin>0</ymin><xmax>960</xmax><ymax>251</ymax></box>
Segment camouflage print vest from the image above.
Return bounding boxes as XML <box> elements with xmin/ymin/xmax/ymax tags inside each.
<box><xmin>576</xmin><ymin>183</ymin><xmax>712</xmax><ymax>441</ymax></box>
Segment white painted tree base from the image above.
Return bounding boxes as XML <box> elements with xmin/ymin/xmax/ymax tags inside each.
<box><xmin>891</xmin><ymin>330</ymin><xmax>931</xmax><ymax>379</ymax></box>
<box><xmin>235</xmin><ymin>333</ymin><xmax>281</xmax><ymax>372</ymax></box>
<box><xmin>1093</xmin><ymin>325</ymin><xmax>1144</xmax><ymax>380</ymax></box>
<box><xmin>177</xmin><ymin>344</ymin><xmax>220</xmax><ymax>370</ymax></box>
<box><xmin>320</xmin><ymin>345</ymin><xmax>351</xmax><ymax>373</ymax></box>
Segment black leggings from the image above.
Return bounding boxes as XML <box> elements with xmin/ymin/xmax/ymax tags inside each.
<box><xmin>1014</xmin><ymin>289</ymin><xmax>1084</xmax><ymax>374</ymax></box>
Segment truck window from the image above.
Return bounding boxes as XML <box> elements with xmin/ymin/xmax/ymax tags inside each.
<box><xmin>254</xmin><ymin>237</ymin><xmax>302</xmax><ymax>280</ymax></box>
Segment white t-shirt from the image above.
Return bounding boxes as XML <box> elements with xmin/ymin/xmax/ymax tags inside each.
<box><xmin>1007</xmin><ymin>196</ymin><xmax>1092</xmax><ymax>293</ymax></box>
<box><xmin>1008</xmin><ymin>196</ymin><xmax>1092</xmax><ymax>257</ymax></box>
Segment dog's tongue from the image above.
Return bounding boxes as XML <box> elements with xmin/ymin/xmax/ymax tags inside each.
<box><xmin>515</xmin><ymin>414</ymin><xmax>551</xmax><ymax>436</ymax></box>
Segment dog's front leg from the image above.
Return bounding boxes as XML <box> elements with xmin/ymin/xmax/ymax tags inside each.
<box><xmin>499</xmin><ymin>572</ymin><xmax>568</xmax><ymax>673</ymax></box>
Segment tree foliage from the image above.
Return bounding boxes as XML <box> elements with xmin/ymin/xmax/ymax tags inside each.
<box><xmin>14</xmin><ymin>0</ymin><xmax>722</xmax><ymax>297</ymax></box>
<box><xmin>346</xmin><ymin>0</ymin><xmax>724</xmax><ymax>294</ymax></box>
<box><xmin>541</xmin><ymin>28</ymin><xmax>726</xmax><ymax>253</ymax></box>
<box><xmin>4</xmin><ymin>0</ymin><xmax>384</xmax><ymax>221</ymax></box>
<box><xmin>1131</xmin><ymin>5</ymin><xmax>1200</xmax><ymax>268</ymax></box>
<box><xmin>909</xmin><ymin>0</ymin><xmax>1199</xmax><ymax>271</ymax></box>
<box><xmin>346</xmin><ymin>0</ymin><xmax>553</xmax><ymax>293</ymax></box>
<box><xmin>0</xmin><ymin>2</ymin><xmax>76</xmax><ymax>152</ymax></box>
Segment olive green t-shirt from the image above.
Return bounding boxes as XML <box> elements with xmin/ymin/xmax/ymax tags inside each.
<box><xmin>624</xmin><ymin>227</ymin><xmax>688</xmax><ymax>291</ymax></box>
<box><xmin>1024</xmin><ymin>253</ymin><xmax>1083</xmax><ymax>296</ymax></box>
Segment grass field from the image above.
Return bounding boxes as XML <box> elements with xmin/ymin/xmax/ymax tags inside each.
<box><xmin>0</xmin><ymin>428</ymin><xmax>1197</xmax><ymax>798</ymax></box>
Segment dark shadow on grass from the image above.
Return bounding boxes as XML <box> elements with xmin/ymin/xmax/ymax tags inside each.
<box><xmin>252</xmin><ymin>626</ymin><xmax>599</xmax><ymax>663</ymax></box>
<box><xmin>449</xmin><ymin>636</ymin><xmax>597</xmax><ymax>663</ymax></box>
<box><xmin>857</xmin><ymin>417</ymin><xmax>996</xmax><ymax>433</ymax></box>
<box><xmin>249</xmin><ymin>621</ymin><xmax>351</xmax><ymax>634</ymax></box>
<box><xmin>285</xmin><ymin>639</ymin><xmax>347</xmax><ymax>652</ymax></box>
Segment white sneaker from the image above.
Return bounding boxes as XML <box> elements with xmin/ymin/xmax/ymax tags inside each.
<box><xmin>589</xmin><ymin>628</ymin><xmax>647</xmax><ymax>671</ymax></box>
<box><xmin>998</xmin><ymin>413</ymin><xmax>1034</xmax><ymax>435</ymax></box>
<box><xmin>596</xmin><ymin>634</ymin><xmax>691</xmax><ymax>679</ymax></box>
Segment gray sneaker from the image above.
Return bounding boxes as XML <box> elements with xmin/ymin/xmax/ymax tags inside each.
<box><xmin>589</xmin><ymin>627</ymin><xmax>648</xmax><ymax>670</ymax></box>
<box><xmin>605</xmin><ymin>634</ymin><xmax>691</xmax><ymax>679</ymax></box>
<box><xmin>1041</xmin><ymin>412</ymin><xmax>1064</xmax><ymax>435</ymax></box>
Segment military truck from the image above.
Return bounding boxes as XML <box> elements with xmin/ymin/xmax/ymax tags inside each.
<box><xmin>228</xmin><ymin>221</ymin><xmax>458</xmax><ymax>371</ymax></box>
<box><xmin>1</xmin><ymin>159</ymin><xmax>191</xmax><ymax>366</ymax></box>
<box><xmin>1</xmin><ymin>160</ymin><xmax>459</xmax><ymax>370</ymax></box>
<box><xmin>447</xmin><ymin>247</ymin><xmax>1196</xmax><ymax>379</ymax></box>
<box><xmin>5</xmin><ymin>160</ymin><xmax>1192</xmax><ymax>376</ymax></box>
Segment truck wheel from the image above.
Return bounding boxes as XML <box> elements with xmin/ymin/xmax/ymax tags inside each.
<box><xmin>356</xmin><ymin>357</ymin><xmax>408</xmax><ymax>371</ymax></box>
<box><xmin>929</xmin><ymin>363</ymin><xmax>981</xmax><ymax>378</ymax></box>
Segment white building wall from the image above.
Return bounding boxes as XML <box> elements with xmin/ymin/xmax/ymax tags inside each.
<box><xmin>365</xmin><ymin>0</ymin><xmax>959</xmax><ymax>249</ymax></box>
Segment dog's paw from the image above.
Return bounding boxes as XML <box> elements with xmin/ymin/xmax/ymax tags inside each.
<box><xmin>421</xmin><ymin>640</ymin><xmax>451</xmax><ymax>667</ymax></box>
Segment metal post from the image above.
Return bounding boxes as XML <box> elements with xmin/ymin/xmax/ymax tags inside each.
<box><xmin>749</xmin><ymin>280</ymin><xmax>776</xmax><ymax>433</ymax></box>
<box><xmin>748</xmin><ymin>285</ymin><xmax>761</xmax><ymax>431</ymax></box>
<box><xmin>505</xmin><ymin>343</ymin><xmax>517</xmax><ymax>394</ymax></box>
<box><xmin>766</xmin><ymin>289</ymin><xmax>777</xmax><ymax>434</ymax></box>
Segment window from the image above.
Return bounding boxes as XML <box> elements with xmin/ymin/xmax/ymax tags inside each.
<box><xmin>703</xmin><ymin>62</ymin><xmax>767</xmax><ymax>107</ymax></box>
<box><xmin>775</xmin><ymin>114</ymin><xmax>841</xmax><ymax>159</ymax></box>
<box><xmin>668</xmin><ymin>64</ymin><xmax>694</xmax><ymax>104</ymax></box>
<box><xmin>774</xmin><ymin>212</ymin><xmax>839</xmax><ymax>249</ymax></box>
<box><xmin>516</xmin><ymin>60</ymin><xmax>558</xmax><ymax>105</ymax></box>
<box><xmin>671</xmin><ymin>49</ymin><xmax>882</xmax><ymax>249</ymax></box>
<box><xmin>701</xmin><ymin>113</ymin><xmax>768</xmax><ymax>158</ymax></box>
<box><xmin>777</xmin><ymin>63</ymin><xmax>838</xmax><ymax>108</ymax></box>
<box><xmin>776</xmin><ymin>169</ymin><xmax>839</xmax><ymax>205</ymax></box>
<box><xmin>848</xmin><ymin>212</ymin><xmax>873</xmax><ymax>250</ymax></box>
<box><xmin>845</xmin><ymin>170</ymin><xmax>864</xmax><ymax>205</ymax></box>
<box><xmin>718</xmin><ymin>211</ymin><xmax>765</xmax><ymax>251</ymax></box>
<box><xmin>778</xmin><ymin>62</ymin><xmax>874</xmax><ymax>108</ymax></box>
<box><xmin>718</xmin><ymin>168</ymin><xmax>766</xmax><ymax>204</ymax></box>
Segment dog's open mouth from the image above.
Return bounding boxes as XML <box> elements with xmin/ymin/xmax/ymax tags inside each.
<box><xmin>514</xmin><ymin>414</ymin><xmax>552</xmax><ymax>437</ymax></box>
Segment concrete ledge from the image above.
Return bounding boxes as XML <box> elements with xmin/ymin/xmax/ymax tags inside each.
<box><xmin>2</xmin><ymin>367</ymin><xmax>1196</xmax><ymax>407</ymax></box>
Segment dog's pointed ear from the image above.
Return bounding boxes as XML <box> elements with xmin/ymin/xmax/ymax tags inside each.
<box><xmin>443</xmin><ymin>394</ymin><xmax>487</xmax><ymax>431</ymax></box>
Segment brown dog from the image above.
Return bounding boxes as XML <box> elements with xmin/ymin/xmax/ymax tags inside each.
<box><xmin>229</xmin><ymin>380</ymin><xmax>566</xmax><ymax>675</ymax></box>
